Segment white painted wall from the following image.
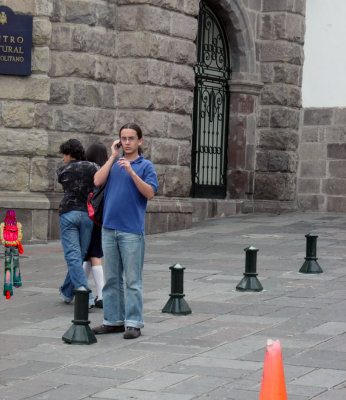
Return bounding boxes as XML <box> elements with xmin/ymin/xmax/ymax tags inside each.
<box><xmin>302</xmin><ymin>0</ymin><xmax>346</xmax><ymax>107</ymax></box>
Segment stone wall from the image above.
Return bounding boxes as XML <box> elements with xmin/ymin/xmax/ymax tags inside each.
<box><xmin>0</xmin><ymin>0</ymin><xmax>53</xmax><ymax>242</ymax></box>
<box><xmin>298</xmin><ymin>107</ymin><xmax>346</xmax><ymax>211</ymax></box>
<box><xmin>255</xmin><ymin>0</ymin><xmax>305</xmax><ymax>206</ymax></box>
<box><xmin>209</xmin><ymin>0</ymin><xmax>305</xmax><ymax>213</ymax></box>
<box><xmin>0</xmin><ymin>0</ymin><xmax>199</xmax><ymax>242</ymax></box>
<box><xmin>0</xmin><ymin>0</ymin><xmax>312</xmax><ymax>243</ymax></box>
<box><xmin>114</xmin><ymin>0</ymin><xmax>198</xmax><ymax>199</ymax></box>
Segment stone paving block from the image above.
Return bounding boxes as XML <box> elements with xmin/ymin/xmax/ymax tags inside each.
<box><xmin>288</xmin><ymin>349</ymin><xmax>346</xmax><ymax>370</ymax></box>
<box><xmin>286</xmin><ymin>384</ymin><xmax>326</xmax><ymax>398</ymax></box>
<box><xmin>186</xmin><ymin>300</ymin><xmax>243</xmax><ymax>315</ymax></box>
<box><xmin>316</xmin><ymin>334</ymin><xmax>346</xmax><ymax>352</ymax></box>
<box><xmin>0</xmin><ymin>360</ymin><xmax>61</xmax><ymax>381</ymax></box>
<box><xmin>314</xmin><ymin>300</ymin><xmax>346</xmax><ymax>322</ymax></box>
<box><xmin>241</xmin><ymin>346</ymin><xmax>308</xmax><ymax>363</ymax></box>
<box><xmin>312</xmin><ymin>386</ymin><xmax>346</xmax><ymax>400</ymax></box>
<box><xmin>1</xmin><ymin>327</ymin><xmax>66</xmax><ymax>339</ymax></box>
<box><xmin>305</xmin><ymin>322</ymin><xmax>346</xmax><ymax>335</ymax></box>
<box><xmin>115</xmin><ymin>352</ymin><xmax>189</xmax><ymax>372</ymax></box>
<box><xmin>0</xmin><ymin>332</ymin><xmax>54</xmax><ymax>357</ymax></box>
<box><xmin>128</xmin><ymin>341</ymin><xmax>204</xmax><ymax>355</ymax></box>
<box><xmin>291</xmin><ymin>368</ymin><xmax>346</xmax><ymax>388</ymax></box>
<box><xmin>195</xmin><ymin>387</ymin><xmax>260</xmax><ymax>400</ymax></box>
<box><xmin>200</xmin><ymin>335</ymin><xmax>266</xmax><ymax>360</ymax></box>
<box><xmin>4</xmin><ymin>342</ymin><xmax>102</xmax><ymax>363</ymax></box>
<box><xmin>214</xmin><ymin>314</ymin><xmax>288</xmax><ymax>325</ymax></box>
<box><xmin>0</xmin><ymin>359</ymin><xmax>28</xmax><ymax>373</ymax></box>
<box><xmin>93</xmin><ymin>388</ymin><xmax>194</xmax><ymax>399</ymax></box>
<box><xmin>25</xmin><ymin>371</ymin><xmax>116</xmax><ymax>396</ymax></box>
<box><xmin>280</xmin><ymin>363</ymin><xmax>314</xmax><ymax>381</ymax></box>
<box><xmin>25</xmin><ymin>383</ymin><xmax>107</xmax><ymax>400</ymax></box>
<box><xmin>59</xmin><ymin>365</ymin><xmax>142</xmax><ymax>382</ymax></box>
<box><xmin>163</xmin><ymin>362</ymin><xmax>251</xmax><ymax>380</ymax></box>
<box><xmin>118</xmin><ymin>371</ymin><xmax>192</xmax><ymax>391</ymax></box>
<box><xmin>80</xmin><ymin>347</ymin><xmax>151</xmax><ymax>368</ymax></box>
<box><xmin>180</xmin><ymin>356</ymin><xmax>262</xmax><ymax>371</ymax></box>
<box><xmin>139</xmin><ymin>332</ymin><xmax>225</xmax><ymax>350</ymax></box>
<box><xmin>229</xmin><ymin>370</ymin><xmax>262</xmax><ymax>391</ymax></box>
<box><xmin>270</xmin><ymin>334</ymin><xmax>325</xmax><ymax>350</ymax></box>
<box><xmin>166</xmin><ymin>375</ymin><xmax>232</xmax><ymax>396</ymax></box>
<box><xmin>0</xmin><ymin>381</ymin><xmax>54</xmax><ymax>400</ymax></box>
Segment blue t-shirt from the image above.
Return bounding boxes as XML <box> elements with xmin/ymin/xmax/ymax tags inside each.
<box><xmin>103</xmin><ymin>154</ymin><xmax>158</xmax><ymax>235</ymax></box>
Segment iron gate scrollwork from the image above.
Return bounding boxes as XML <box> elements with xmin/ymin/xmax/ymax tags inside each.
<box><xmin>191</xmin><ymin>1</ymin><xmax>231</xmax><ymax>199</ymax></box>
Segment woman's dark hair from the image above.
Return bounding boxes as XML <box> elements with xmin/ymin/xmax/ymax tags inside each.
<box><xmin>86</xmin><ymin>142</ymin><xmax>108</xmax><ymax>167</ymax></box>
<box><xmin>59</xmin><ymin>139</ymin><xmax>85</xmax><ymax>160</ymax></box>
<box><xmin>119</xmin><ymin>123</ymin><xmax>143</xmax><ymax>154</ymax></box>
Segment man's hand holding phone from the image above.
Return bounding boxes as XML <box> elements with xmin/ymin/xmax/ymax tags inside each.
<box><xmin>111</xmin><ymin>139</ymin><xmax>121</xmax><ymax>157</ymax></box>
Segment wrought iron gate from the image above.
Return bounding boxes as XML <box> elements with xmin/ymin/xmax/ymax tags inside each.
<box><xmin>191</xmin><ymin>1</ymin><xmax>231</xmax><ymax>198</ymax></box>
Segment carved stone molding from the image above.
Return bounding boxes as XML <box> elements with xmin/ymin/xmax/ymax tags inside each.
<box><xmin>229</xmin><ymin>80</ymin><xmax>264</xmax><ymax>96</ymax></box>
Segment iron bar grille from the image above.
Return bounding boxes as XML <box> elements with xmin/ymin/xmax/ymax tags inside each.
<box><xmin>191</xmin><ymin>1</ymin><xmax>231</xmax><ymax>199</ymax></box>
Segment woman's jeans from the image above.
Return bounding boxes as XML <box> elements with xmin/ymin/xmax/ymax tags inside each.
<box><xmin>102</xmin><ymin>228</ymin><xmax>145</xmax><ymax>329</ymax></box>
<box><xmin>59</xmin><ymin>210</ymin><xmax>94</xmax><ymax>302</ymax></box>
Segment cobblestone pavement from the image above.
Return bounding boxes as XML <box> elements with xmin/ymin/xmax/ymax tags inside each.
<box><xmin>0</xmin><ymin>212</ymin><xmax>346</xmax><ymax>400</ymax></box>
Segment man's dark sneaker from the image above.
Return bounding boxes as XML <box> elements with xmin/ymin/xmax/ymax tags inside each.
<box><xmin>94</xmin><ymin>297</ymin><xmax>103</xmax><ymax>308</ymax></box>
<box><xmin>92</xmin><ymin>324</ymin><xmax>125</xmax><ymax>334</ymax></box>
<box><xmin>123</xmin><ymin>327</ymin><xmax>141</xmax><ymax>339</ymax></box>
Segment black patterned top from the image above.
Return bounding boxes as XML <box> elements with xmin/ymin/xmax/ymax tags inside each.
<box><xmin>57</xmin><ymin>160</ymin><xmax>98</xmax><ymax>215</ymax></box>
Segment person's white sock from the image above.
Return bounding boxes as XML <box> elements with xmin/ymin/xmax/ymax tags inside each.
<box><xmin>91</xmin><ymin>265</ymin><xmax>104</xmax><ymax>299</ymax></box>
<box><xmin>83</xmin><ymin>261</ymin><xmax>92</xmax><ymax>278</ymax></box>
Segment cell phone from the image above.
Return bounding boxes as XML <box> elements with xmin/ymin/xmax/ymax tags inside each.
<box><xmin>116</xmin><ymin>141</ymin><xmax>122</xmax><ymax>149</ymax></box>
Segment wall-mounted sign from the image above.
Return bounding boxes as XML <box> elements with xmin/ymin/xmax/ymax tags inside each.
<box><xmin>0</xmin><ymin>6</ymin><xmax>33</xmax><ymax>76</ymax></box>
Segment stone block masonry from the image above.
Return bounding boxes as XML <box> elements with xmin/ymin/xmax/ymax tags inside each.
<box><xmin>256</xmin><ymin>0</ymin><xmax>306</xmax><ymax>207</ymax></box>
<box><xmin>298</xmin><ymin>107</ymin><xmax>346</xmax><ymax>211</ymax></box>
<box><xmin>0</xmin><ymin>0</ymin><xmax>199</xmax><ymax>242</ymax></box>
<box><xmin>0</xmin><ymin>0</ymin><xmax>328</xmax><ymax>241</ymax></box>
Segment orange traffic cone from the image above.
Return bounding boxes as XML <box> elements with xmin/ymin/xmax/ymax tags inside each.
<box><xmin>259</xmin><ymin>339</ymin><xmax>287</xmax><ymax>400</ymax></box>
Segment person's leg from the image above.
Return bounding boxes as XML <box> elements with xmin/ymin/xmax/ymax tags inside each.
<box><xmin>83</xmin><ymin>260</ymin><xmax>92</xmax><ymax>279</ymax></box>
<box><xmin>79</xmin><ymin>212</ymin><xmax>94</xmax><ymax>306</ymax></box>
<box><xmin>79</xmin><ymin>213</ymin><xmax>94</xmax><ymax>262</ymax></box>
<box><xmin>101</xmin><ymin>228</ymin><xmax>124</xmax><ymax>326</ymax></box>
<box><xmin>12</xmin><ymin>247</ymin><xmax>22</xmax><ymax>288</ymax></box>
<box><xmin>90</xmin><ymin>257</ymin><xmax>104</xmax><ymax>301</ymax></box>
<box><xmin>3</xmin><ymin>247</ymin><xmax>13</xmax><ymax>297</ymax></box>
<box><xmin>119</xmin><ymin>231</ymin><xmax>145</xmax><ymax>329</ymax></box>
<box><xmin>59</xmin><ymin>211</ymin><xmax>91</xmax><ymax>300</ymax></box>
<box><xmin>60</xmin><ymin>272</ymin><xmax>73</xmax><ymax>302</ymax></box>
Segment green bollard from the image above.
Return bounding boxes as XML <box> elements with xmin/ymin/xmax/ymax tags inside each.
<box><xmin>236</xmin><ymin>245</ymin><xmax>263</xmax><ymax>292</ymax></box>
<box><xmin>162</xmin><ymin>264</ymin><xmax>191</xmax><ymax>315</ymax></box>
<box><xmin>299</xmin><ymin>233</ymin><xmax>323</xmax><ymax>274</ymax></box>
<box><xmin>62</xmin><ymin>287</ymin><xmax>97</xmax><ymax>345</ymax></box>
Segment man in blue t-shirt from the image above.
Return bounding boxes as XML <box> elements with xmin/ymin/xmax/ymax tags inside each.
<box><xmin>92</xmin><ymin>123</ymin><xmax>158</xmax><ymax>339</ymax></box>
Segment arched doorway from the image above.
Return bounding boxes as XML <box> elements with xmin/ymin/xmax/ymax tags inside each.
<box><xmin>191</xmin><ymin>0</ymin><xmax>231</xmax><ymax>199</ymax></box>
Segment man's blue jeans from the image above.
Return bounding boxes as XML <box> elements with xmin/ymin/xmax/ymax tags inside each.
<box><xmin>102</xmin><ymin>228</ymin><xmax>145</xmax><ymax>329</ymax></box>
<box><xmin>59</xmin><ymin>210</ymin><xmax>94</xmax><ymax>303</ymax></box>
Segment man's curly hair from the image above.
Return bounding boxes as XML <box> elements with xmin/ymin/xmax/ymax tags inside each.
<box><xmin>59</xmin><ymin>139</ymin><xmax>85</xmax><ymax>160</ymax></box>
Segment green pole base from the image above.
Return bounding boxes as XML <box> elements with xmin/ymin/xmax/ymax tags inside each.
<box><xmin>162</xmin><ymin>296</ymin><xmax>192</xmax><ymax>315</ymax></box>
<box><xmin>236</xmin><ymin>275</ymin><xmax>263</xmax><ymax>292</ymax></box>
<box><xmin>62</xmin><ymin>323</ymin><xmax>97</xmax><ymax>345</ymax></box>
<box><xmin>299</xmin><ymin>259</ymin><xmax>323</xmax><ymax>274</ymax></box>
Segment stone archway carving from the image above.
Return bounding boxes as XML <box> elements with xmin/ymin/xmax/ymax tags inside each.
<box><xmin>207</xmin><ymin>0</ymin><xmax>258</xmax><ymax>78</ymax></box>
